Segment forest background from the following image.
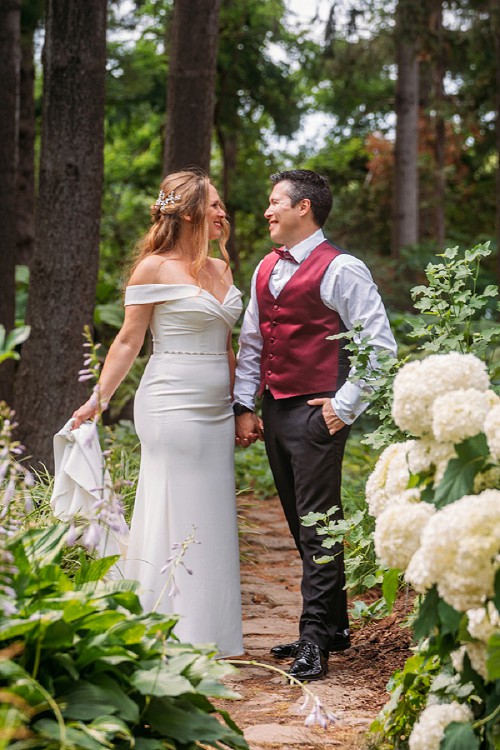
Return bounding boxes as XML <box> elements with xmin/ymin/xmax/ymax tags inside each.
<box><xmin>1</xmin><ymin>0</ymin><xmax>500</xmax><ymax>469</ymax></box>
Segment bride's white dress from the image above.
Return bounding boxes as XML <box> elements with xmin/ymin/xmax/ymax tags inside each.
<box><xmin>123</xmin><ymin>283</ymin><xmax>244</xmax><ymax>657</ymax></box>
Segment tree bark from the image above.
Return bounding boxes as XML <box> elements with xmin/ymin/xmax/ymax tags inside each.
<box><xmin>431</xmin><ymin>2</ymin><xmax>446</xmax><ymax>250</ymax></box>
<box><xmin>0</xmin><ymin>0</ymin><xmax>21</xmax><ymax>404</ymax></box>
<box><xmin>164</xmin><ymin>0</ymin><xmax>222</xmax><ymax>174</ymax></box>
<box><xmin>16</xmin><ymin>2</ymin><xmax>43</xmax><ymax>267</ymax></box>
<box><xmin>492</xmin><ymin>0</ymin><xmax>500</xmax><ymax>286</ymax></box>
<box><xmin>392</xmin><ymin>0</ymin><xmax>420</xmax><ymax>257</ymax></box>
<box><xmin>15</xmin><ymin>0</ymin><xmax>106</xmax><ymax>471</ymax></box>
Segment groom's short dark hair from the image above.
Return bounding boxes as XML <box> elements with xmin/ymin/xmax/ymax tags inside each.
<box><xmin>270</xmin><ymin>169</ymin><xmax>333</xmax><ymax>227</ymax></box>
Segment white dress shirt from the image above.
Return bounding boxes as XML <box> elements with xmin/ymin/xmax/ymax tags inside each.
<box><xmin>233</xmin><ymin>229</ymin><xmax>397</xmax><ymax>424</ymax></box>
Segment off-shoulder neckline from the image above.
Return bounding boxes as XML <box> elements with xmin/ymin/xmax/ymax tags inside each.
<box><xmin>125</xmin><ymin>282</ymin><xmax>238</xmax><ymax>306</ymax></box>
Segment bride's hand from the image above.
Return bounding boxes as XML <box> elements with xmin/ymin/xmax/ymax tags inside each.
<box><xmin>71</xmin><ymin>397</ymin><xmax>98</xmax><ymax>430</ymax></box>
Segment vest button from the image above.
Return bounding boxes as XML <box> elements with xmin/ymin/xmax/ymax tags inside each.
<box><xmin>270</xmin><ymin>337</ymin><xmax>276</xmax><ymax>344</ymax></box>
<box><xmin>269</xmin><ymin>354</ymin><xmax>274</xmax><ymax>359</ymax></box>
<box><xmin>273</xmin><ymin>304</ymin><xmax>280</xmax><ymax>310</ymax></box>
<box><xmin>271</xmin><ymin>321</ymin><xmax>277</xmax><ymax>327</ymax></box>
<box><xmin>266</xmin><ymin>369</ymin><xmax>272</xmax><ymax>375</ymax></box>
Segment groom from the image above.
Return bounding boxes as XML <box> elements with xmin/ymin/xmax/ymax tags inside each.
<box><xmin>233</xmin><ymin>169</ymin><xmax>396</xmax><ymax>681</ymax></box>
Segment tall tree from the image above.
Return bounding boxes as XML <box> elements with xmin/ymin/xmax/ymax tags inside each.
<box><xmin>16</xmin><ymin>0</ymin><xmax>44</xmax><ymax>268</ymax></box>
<box><xmin>15</xmin><ymin>0</ymin><xmax>107</xmax><ymax>470</ymax></box>
<box><xmin>164</xmin><ymin>0</ymin><xmax>222</xmax><ymax>174</ymax></box>
<box><xmin>392</xmin><ymin>0</ymin><xmax>420</xmax><ymax>257</ymax></box>
<box><xmin>0</xmin><ymin>0</ymin><xmax>21</xmax><ymax>403</ymax></box>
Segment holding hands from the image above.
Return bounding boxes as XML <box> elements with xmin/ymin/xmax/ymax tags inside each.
<box><xmin>235</xmin><ymin>411</ymin><xmax>264</xmax><ymax>448</ymax></box>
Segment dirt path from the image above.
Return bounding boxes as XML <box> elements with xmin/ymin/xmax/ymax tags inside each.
<box><xmin>216</xmin><ymin>496</ymin><xmax>413</xmax><ymax>750</ymax></box>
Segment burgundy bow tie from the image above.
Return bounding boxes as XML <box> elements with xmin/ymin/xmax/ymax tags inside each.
<box><xmin>273</xmin><ymin>247</ymin><xmax>299</xmax><ymax>264</ymax></box>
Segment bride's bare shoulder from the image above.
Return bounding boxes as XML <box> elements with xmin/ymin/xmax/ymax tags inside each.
<box><xmin>128</xmin><ymin>254</ymin><xmax>169</xmax><ymax>286</ymax></box>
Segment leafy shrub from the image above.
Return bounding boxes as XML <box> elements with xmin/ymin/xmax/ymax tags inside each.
<box><xmin>0</xmin><ymin>524</ymin><xmax>248</xmax><ymax>749</ymax></box>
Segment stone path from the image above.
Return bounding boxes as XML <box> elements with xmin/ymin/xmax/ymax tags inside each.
<box><xmin>215</xmin><ymin>496</ymin><xmax>413</xmax><ymax>750</ymax></box>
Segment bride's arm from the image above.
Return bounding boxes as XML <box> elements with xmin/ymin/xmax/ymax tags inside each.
<box><xmin>227</xmin><ymin>332</ymin><xmax>236</xmax><ymax>398</ymax></box>
<box><xmin>72</xmin><ymin>302</ymin><xmax>153</xmax><ymax>429</ymax></box>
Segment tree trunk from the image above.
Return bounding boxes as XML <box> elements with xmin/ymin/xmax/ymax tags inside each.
<box><xmin>0</xmin><ymin>0</ymin><xmax>21</xmax><ymax>404</ymax></box>
<box><xmin>16</xmin><ymin>3</ymin><xmax>42</xmax><ymax>268</ymax></box>
<box><xmin>431</xmin><ymin>2</ymin><xmax>445</xmax><ymax>250</ymax></box>
<box><xmin>217</xmin><ymin>125</ymin><xmax>239</xmax><ymax>269</ymax></box>
<box><xmin>392</xmin><ymin>0</ymin><xmax>420</xmax><ymax>257</ymax></box>
<box><xmin>492</xmin><ymin>0</ymin><xmax>500</xmax><ymax>286</ymax></box>
<box><xmin>15</xmin><ymin>0</ymin><xmax>106</xmax><ymax>471</ymax></box>
<box><xmin>164</xmin><ymin>0</ymin><xmax>222</xmax><ymax>174</ymax></box>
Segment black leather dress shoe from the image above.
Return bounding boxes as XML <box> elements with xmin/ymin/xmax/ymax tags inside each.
<box><xmin>288</xmin><ymin>641</ymin><xmax>328</xmax><ymax>681</ymax></box>
<box><xmin>329</xmin><ymin>628</ymin><xmax>351</xmax><ymax>652</ymax></box>
<box><xmin>270</xmin><ymin>629</ymin><xmax>351</xmax><ymax>659</ymax></box>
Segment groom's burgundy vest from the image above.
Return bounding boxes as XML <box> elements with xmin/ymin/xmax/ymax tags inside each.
<box><xmin>256</xmin><ymin>240</ymin><xmax>349</xmax><ymax>399</ymax></box>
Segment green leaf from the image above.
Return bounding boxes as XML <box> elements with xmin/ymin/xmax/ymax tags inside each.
<box><xmin>74</xmin><ymin>555</ymin><xmax>121</xmax><ymax>585</ymax></box>
<box><xmin>144</xmin><ymin>697</ymin><xmax>248</xmax><ymax>748</ymax></box>
<box><xmin>5</xmin><ymin>325</ymin><xmax>31</xmax><ymax>350</ymax></box>
<box><xmin>438</xmin><ymin>600</ymin><xmax>462</xmax><ymax>637</ymax></box>
<box><xmin>130</xmin><ymin>666</ymin><xmax>194</xmax><ymax>697</ymax></box>
<box><xmin>382</xmin><ymin>568</ymin><xmax>400</xmax><ymax>613</ymax></box>
<box><xmin>413</xmin><ymin>587</ymin><xmax>440</xmax><ymax>641</ymax></box>
<box><xmin>434</xmin><ymin>435</ymin><xmax>489</xmax><ymax>508</ymax></box>
<box><xmin>20</xmin><ymin>524</ymin><xmax>68</xmax><ymax>568</ymax></box>
<box><xmin>494</xmin><ymin>569</ymin><xmax>500</xmax><ymax>612</ymax></box>
<box><xmin>486</xmin><ymin>632</ymin><xmax>500</xmax><ymax>680</ymax></box>
<box><xmin>33</xmin><ymin>719</ymin><xmax>105</xmax><ymax>750</ymax></box>
<box><xmin>59</xmin><ymin>682</ymin><xmax>123</xmax><ymax>720</ymax></box>
<box><xmin>441</xmin><ymin>720</ymin><xmax>479</xmax><ymax>750</ymax></box>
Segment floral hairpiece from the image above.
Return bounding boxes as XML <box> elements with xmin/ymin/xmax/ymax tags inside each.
<box><xmin>155</xmin><ymin>189</ymin><xmax>182</xmax><ymax>214</ymax></box>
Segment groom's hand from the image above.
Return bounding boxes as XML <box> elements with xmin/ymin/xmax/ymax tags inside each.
<box><xmin>235</xmin><ymin>412</ymin><xmax>264</xmax><ymax>447</ymax></box>
<box><xmin>307</xmin><ymin>397</ymin><xmax>346</xmax><ymax>436</ymax></box>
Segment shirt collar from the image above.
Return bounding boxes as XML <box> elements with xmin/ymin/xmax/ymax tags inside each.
<box><xmin>284</xmin><ymin>228</ymin><xmax>325</xmax><ymax>263</ymax></box>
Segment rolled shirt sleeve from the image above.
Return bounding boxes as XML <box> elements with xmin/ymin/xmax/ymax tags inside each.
<box><xmin>322</xmin><ymin>254</ymin><xmax>397</xmax><ymax>424</ymax></box>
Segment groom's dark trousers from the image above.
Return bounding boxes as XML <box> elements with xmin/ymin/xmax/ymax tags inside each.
<box><xmin>262</xmin><ymin>389</ymin><xmax>350</xmax><ymax>655</ymax></box>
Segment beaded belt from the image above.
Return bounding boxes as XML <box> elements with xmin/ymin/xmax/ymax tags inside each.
<box><xmin>159</xmin><ymin>350</ymin><xmax>226</xmax><ymax>356</ymax></box>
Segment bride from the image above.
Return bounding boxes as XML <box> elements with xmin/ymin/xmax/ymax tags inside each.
<box><xmin>72</xmin><ymin>169</ymin><xmax>244</xmax><ymax>657</ymax></box>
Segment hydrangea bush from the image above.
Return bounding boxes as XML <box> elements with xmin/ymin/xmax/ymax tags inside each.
<box><xmin>369</xmin><ymin>352</ymin><xmax>500</xmax><ymax>750</ymax></box>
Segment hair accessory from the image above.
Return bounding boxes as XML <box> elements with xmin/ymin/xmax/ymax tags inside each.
<box><xmin>155</xmin><ymin>189</ymin><xmax>182</xmax><ymax>214</ymax></box>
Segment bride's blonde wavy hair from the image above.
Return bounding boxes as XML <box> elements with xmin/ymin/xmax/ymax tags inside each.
<box><xmin>130</xmin><ymin>169</ymin><xmax>230</xmax><ymax>282</ymax></box>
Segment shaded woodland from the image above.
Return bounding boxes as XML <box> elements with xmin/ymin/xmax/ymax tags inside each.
<box><xmin>1</xmin><ymin>0</ymin><xmax>500</xmax><ymax>467</ymax></box>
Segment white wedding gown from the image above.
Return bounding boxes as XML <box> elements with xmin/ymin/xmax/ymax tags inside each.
<box><xmin>123</xmin><ymin>283</ymin><xmax>244</xmax><ymax>657</ymax></box>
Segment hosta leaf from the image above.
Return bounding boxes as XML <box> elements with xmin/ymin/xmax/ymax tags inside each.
<box><xmin>59</xmin><ymin>682</ymin><xmax>122</xmax><ymax>720</ymax></box>
<box><xmin>21</xmin><ymin>525</ymin><xmax>68</xmax><ymax>567</ymax></box>
<box><xmin>130</xmin><ymin>667</ymin><xmax>194</xmax><ymax>697</ymax></box>
<box><xmin>78</xmin><ymin>611</ymin><xmax>127</xmax><ymax>631</ymax></box>
<box><xmin>33</xmin><ymin>719</ymin><xmax>104</xmax><ymax>750</ymax></box>
<box><xmin>144</xmin><ymin>697</ymin><xmax>248</xmax><ymax>747</ymax></box>
<box><xmin>75</xmin><ymin>556</ymin><xmax>121</xmax><ymax>586</ymax></box>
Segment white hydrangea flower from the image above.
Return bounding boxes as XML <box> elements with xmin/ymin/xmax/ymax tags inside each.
<box><xmin>473</xmin><ymin>466</ymin><xmax>500</xmax><ymax>493</ymax></box>
<box><xmin>405</xmin><ymin>490</ymin><xmax>500</xmax><ymax>611</ymax></box>
<box><xmin>431</xmin><ymin>388</ymin><xmax>492</xmax><ymax>443</ymax></box>
<box><xmin>451</xmin><ymin>646</ymin><xmax>466</xmax><ymax>673</ymax></box>
<box><xmin>408</xmin><ymin>702</ymin><xmax>473</xmax><ymax>750</ymax></box>
<box><xmin>365</xmin><ymin>441</ymin><xmax>420</xmax><ymax>518</ymax></box>
<box><xmin>392</xmin><ymin>353</ymin><xmax>490</xmax><ymax>437</ymax></box>
<box><xmin>467</xmin><ymin>602</ymin><xmax>500</xmax><ymax>643</ymax></box>
<box><xmin>407</xmin><ymin>438</ymin><xmax>456</xmax><ymax>486</ymax></box>
<box><xmin>374</xmin><ymin>500</ymin><xmax>435</xmax><ymax>570</ymax></box>
<box><xmin>485</xmin><ymin>403</ymin><xmax>500</xmax><ymax>461</ymax></box>
<box><xmin>464</xmin><ymin>641</ymin><xmax>488</xmax><ymax>680</ymax></box>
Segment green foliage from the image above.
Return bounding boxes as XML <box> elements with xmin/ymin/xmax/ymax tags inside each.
<box><xmin>0</xmin><ymin>524</ymin><xmax>248</xmax><ymax>749</ymax></box>
<box><xmin>0</xmin><ymin>325</ymin><xmax>30</xmax><ymax>365</ymax></box>
<box><xmin>234</xmin><ymin>441</ymin><xmax>275</xmax><ymax>499</ymax></box>
<box><xmin>408</xmin><ymin>243</ymin><xmax>500</xmax><ymax>378</ymax></box>
<box><xmin>370</xmin><ymin>652</ymin><xmax>442</xmax><ymax>748</ymax></box>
